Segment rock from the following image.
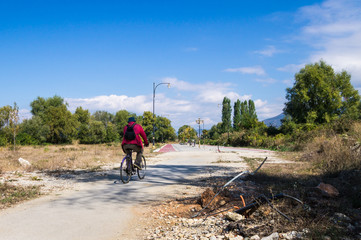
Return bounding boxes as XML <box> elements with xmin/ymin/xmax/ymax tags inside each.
<box><xmin>226</xmin><ymin>212</ymin><xmax>245</xmax><ymax>222</ymax></box>
<box><xmin>279</xmin><ymin>231</ymin><xmax>304</xmax><ymax>239</ymax></box>
<box><xmin>250</xmin><ymin>235</ymin><xmax>260</xmax><ymax>240</ymax></box>
<box><xmin>232</xmin><ymin>236</ymin><xmax>244</xmax><ymax>240</ymax></box>
<box><xmin>332</xmin><ymin>212</ymin><xmax>352</xmax><ymax>226</ymax></box>
<box><xmin>315</xmin><ymin>182</ymin><xmax>339</xmax><ymax>198</ymax></box>
<box><xmin>261</xmin><ymin>232</ymin><xmax>278</xmax><ymax>240</ymax></box>
<box><xmin>18</xmin><ymin>157</ymin><xmax>31</xmax><ymax>167</ymax></box>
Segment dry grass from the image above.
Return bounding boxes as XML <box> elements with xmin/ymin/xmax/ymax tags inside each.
<box><xmin>0</xmin><ymin>183</ymin><xmax>41</xmax><ymax>209</ymax></box>
<box><xmin>303</xmin><ymin>135</ymin><xmax>361</xmax><ymax>175</ymax></box>
<box><xmin>0</xmin><ymin>143</ymin><xmax>156</xmax><ymax>172</ymax></box>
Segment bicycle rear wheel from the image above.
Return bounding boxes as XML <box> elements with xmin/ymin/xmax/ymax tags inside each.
<box><xmin>137</xmin><ymin>155</ymin><xmax>146</xmax><ymax>179</ymax></box>
<box><xmin>120</xmin><ymin>157</ymin><xmax>131</xmax><ymax>184</ymax></box>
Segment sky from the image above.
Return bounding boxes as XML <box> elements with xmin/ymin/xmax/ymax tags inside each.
<box><xmin>1</xmin><ymin>0</ymin><xmax>361</xmax><ymax>131</ymax></box>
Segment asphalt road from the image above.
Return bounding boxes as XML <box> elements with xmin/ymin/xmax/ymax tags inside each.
<box><xmin>0</xmin><ymin>144</ymin><xmax>282</xmax><ymax>240</ymax></box>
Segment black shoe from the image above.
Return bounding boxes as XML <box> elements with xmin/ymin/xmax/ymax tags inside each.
<box><xmin>133</xmin><ymin>163</ymin><xmax>142</xmax><ymax>170</ymax></box>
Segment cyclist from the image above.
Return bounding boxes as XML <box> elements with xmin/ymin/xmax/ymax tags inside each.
<box><xmin>122</xmin><ymin>117</ymin><xmax>149</xmax><ymax>170</ymax></box>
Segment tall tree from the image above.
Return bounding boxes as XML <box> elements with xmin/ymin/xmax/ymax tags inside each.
<box><xmin>284</xmin><ymin>60</ymin><xmax>361</xmax><ymax>124</ymax></box>
<box><xmin>30</xmin><ymin>96</ymin><xmax>76</xmax><ymax>143</ymax></box>
<box><xmin>221</xmin><ymin>97</ymin><xmax>232</xmax><ymax>134</ymax></box>
<box><xmin>240</xmin><ymin>100</ymin><xmax>258</xmax><ymax>129</ymax></box>
<box><xmin>140</xmin><ymin>111</ymin><xmax>154</xmax><ymax>139</ymax></box>
<box><xmin>0</xmin><ymin>105</ymin><xmax>13</xmax><ymax>146</ymax></box>
<box><xmin>114</xmin><ymin>110</ymin><xmax>132</xmax><ymax>137</ymax></box>
<box><xmin>74</xmin><ymin>107</ymin><xmax>91</xmax><ymax>142</ymax></box>
<box><xmin>233</xmin><ymin>99</ymin><xmax>241</xmax><ymax>131</ymax></box>
<box><xmin>155</xmin><ymin>116</ymin><xmax>176</xmax><ymax>142</ymax></box>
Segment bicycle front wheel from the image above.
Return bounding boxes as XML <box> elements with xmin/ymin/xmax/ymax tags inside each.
<box><xmin>120</xmin><ymin>157</ymin><xmax>131</xmax><ymax>184</ymax></box>
<box><xmin>137</xmin><ymin>155</ymin><xmax>146</xmax><ymax>179</ymax></box>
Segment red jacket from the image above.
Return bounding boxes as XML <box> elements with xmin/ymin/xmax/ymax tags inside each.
<box><xmin>121</xmin><ymin>122</ymin><xmax>149</xmax><ymax>148</ymax></box>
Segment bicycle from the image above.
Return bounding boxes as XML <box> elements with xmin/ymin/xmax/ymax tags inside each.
<box><xmin>120</xmin><ymin>150</ymin><xmax>147</xmax><ymax>184</ymax></box>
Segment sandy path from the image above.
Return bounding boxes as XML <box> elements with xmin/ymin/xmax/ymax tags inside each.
<box><xmin>0</xmin><ymin>144</ymin><xmax>288</xmax><ymax>240</ymax></box>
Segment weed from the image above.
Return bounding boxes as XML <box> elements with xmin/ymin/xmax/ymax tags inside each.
<box><xmin>30</xmin><ymin>176</ymin><xmax>42</xmax><ymax>181</ymax></box>
<box><xmin>0</xmin><ymin>183</ymin><xmax>41</xmax><ymax>208</ymax></box>
<box><xmin>242</xmin><ymin>157</ymin><xmax>264</xmax><ymax>171</ymax></box>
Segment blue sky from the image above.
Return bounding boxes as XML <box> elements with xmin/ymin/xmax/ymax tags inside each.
<box><xmin>1</xmin><ymin>0</ymin><xmax>361</xmax><ymax>130</ymax></box>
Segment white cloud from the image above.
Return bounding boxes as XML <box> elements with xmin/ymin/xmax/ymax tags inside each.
<box><xmin>64</xmin><ymin>78</ymin><xmax>279</xmax><ymax>130</ymax></box>
<box><xmin>224</xmin><ymin>66</ymin><xmax>266</xmax><ymax>76</ymax></box>
<box><xmin>254</xmin><ymin>45</ymin><xmax>279</xmax><ymax>57</ymax></box>
<box><xmin>255</xmin><ymin>100</ymin><xmax>284</xmax><ymax>120</ymax></box>
<box><xmin>66</xmin><ymin>95</ymin><xmax>151</xmax><ymax>113</ymax></box>
<box><xmin>298</xmin><ymin>0</ymin><xmax>361</xmax><ymax>86</ymax></box>
<box><xmin>162</xmin><ymin>77</ymin><xmax>246</xmax><ymax>103</ymax></box>
<box><xmin>277</xmin><ymin>63</ymin><xmax>305</xmax><ymax>73</ymax></box>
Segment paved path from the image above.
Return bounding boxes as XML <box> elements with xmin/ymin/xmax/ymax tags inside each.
<box><xmin>0</xmin><ymin>144</ymin><xmax>287</xmax><ymax>240</ymax></box>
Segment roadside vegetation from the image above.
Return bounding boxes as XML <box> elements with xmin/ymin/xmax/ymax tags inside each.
<box><xmin>0</xmin><ymin>183</ymin><xmax>40</xmax><ymax>209</ymax></box>
<box><xmin>175</xmin><ymin>60</ymin><xmax>361</xmax><ymax>238</ymax></box>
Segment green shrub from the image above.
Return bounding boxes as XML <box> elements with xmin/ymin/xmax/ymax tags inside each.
<box><xmin>0</xmin><ymin>135</ymin><xmax>7</xmax><ymax>146</ymax></box>
<box><xmin>16</xmin><ymin>133</ymin><xmax>39</xmax><ymax>145</ymax></box>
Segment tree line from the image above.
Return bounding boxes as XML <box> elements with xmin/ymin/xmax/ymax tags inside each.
<box><xmin>179</xmin><ymin>60</ymin><xmax>361</xmax><ymax>150</ymax></box>
<box><xmin>0</xmin><ymin>96</ymin><xmax>176</xmax><ymax>146</ymax></box>
<box><xmin>1</xmin><ymin>60</ymin><xmax>360</xmax><ymax>150</ymax></box>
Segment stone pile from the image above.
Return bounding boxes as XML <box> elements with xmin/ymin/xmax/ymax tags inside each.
<box><xmin>145</xmin><ymin>214</ymin><xmax>307</xmax><ymax>240</ymax></box>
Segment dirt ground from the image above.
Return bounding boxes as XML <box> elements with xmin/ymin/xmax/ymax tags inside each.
<box><xmin>1</xmin><ymin>144</ymin><xmax>360</xmax><ymax>239</ymax></box>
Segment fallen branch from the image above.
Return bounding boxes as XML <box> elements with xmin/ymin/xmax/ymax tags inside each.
<box><xmin>235</xmin><ymin>193</ymin><xmax>304</xmax><ymax>221</ymax></box>
<box><xmin>192</xmin><ymin>157</ymin><xmax>268</xmax><ymax>218</ymax></box>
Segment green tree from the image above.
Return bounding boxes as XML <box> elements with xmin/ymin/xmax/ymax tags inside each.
<box><xmin>178</xmin><ymin>125</ymin><xmax>197</xmax><ymax>142</ymax></box>
<box><xmin>74</xmin><ymin>107</ymin><xmax>91</xmax><ymax>142</ymax></box>
<box><xmin>79</xmin><ymin>120</ymin><xmax>106</xmax><ymax>144</ymax></box>
<box><xmin>233</xmin><ymin>99</ymin><xmax>241</xmax><ymax>131</ymax></box>
<box><xmin>208</xmin><ymin>123</ymin><xmax>222</xmax><ymax>140</ymax></box>
<box><xmin>0</xmin><ymin>105</ymin><xmax>12</xmax><ymax>145</ymax></box>
<box><xmin>30</xmin><ymin>96</ymin><xmax>77</xmax><ymax>144</ymax></box>
<box><xmin>105</xmin><ymin>122</ymin><xmax>119</xmax><ymax>142</ymax></box>
<box><xmin>93</xmin><ymin>111</ymin><xmax>114</xmax><ymax>127</ymax></box>
<box><xmin>221</xmin><ymin>97</ymin><xmax>232</xmax><ymax>134</ymax></box>
<box><xmin>140</xmin><ymin>111</ymin><xmax>154</xmax><ymax>140</ymax></box>
<box><xmin>240</xmin><ymin>100</ymin><xmax>258</xmax><ymax>129</ymax></box>
<box><xmin>114</xmin><ymin>110</ymin><xmax>132</xmax><ymax>137</ymax></box>
<box><xmin>74</xmin><ymin>107</ymin><xmax>90</xmax><ymax>125</ymax></box>
<box><xmin>18</xmin><ymin>116</ymin><xmax>49</xmax><ymax>144</ymax></box>
<box><xmin>0</xmin><ymin>105</ymin><xmax>11</xmax><ymax>129</ymax></box>
<box><xmin>284</xmin><ymin>60</ymin><xmax>361</xmax><ymax>124</ymax></box>
<box><xmin>155</xmin><ymin>116</ymin><xmax>176</xmax><ymax>142</ymax></box>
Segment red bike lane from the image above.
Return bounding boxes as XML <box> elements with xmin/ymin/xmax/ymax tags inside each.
<box><xmin>158</xmin><ymin>144</ymin><xmax>176</xmax><ymax>153</ymax></box>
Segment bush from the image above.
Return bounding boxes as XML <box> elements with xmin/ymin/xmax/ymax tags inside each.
<box><xmin>0</xmin><ymin>135</ymin><xmax>7</xmax><ymax>146</ymax></box>
<box><xmin>16</xmin><ymin>133</ymin><xmax>39</xmax><ymax>145</ymax></box>
<box><xmin>304</xmin><ymin>134</ymin><xmax>361</xmax><ymax>175</ymax></box>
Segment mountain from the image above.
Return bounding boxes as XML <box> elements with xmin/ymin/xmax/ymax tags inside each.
<box><xmin>262</xmin><ymin>113</ymin><xmax>285</xmax><ymax>128</ymax></box>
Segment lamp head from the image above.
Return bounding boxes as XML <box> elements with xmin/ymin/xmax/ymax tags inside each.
<box><xmin>167</xmin><ymin>83</ymin><xmax>171</xmax><ymax>88</ymax></box>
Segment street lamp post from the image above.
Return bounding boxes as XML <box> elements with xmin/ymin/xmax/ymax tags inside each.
<box><xmin>153</xmin><ymin>82</ymin><xmax>170</xmax><ymax>147</ymax></box>
<box><xmin>196</xmin><ymin>118</ymin><xmax>204</xmax><ymax>148</ymax></box>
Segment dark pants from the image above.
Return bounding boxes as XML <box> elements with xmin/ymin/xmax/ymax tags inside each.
<box><xmin>122</xmin><ymin>144</ymin><xmax>143</xmax><ymax>165</ymax></box>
